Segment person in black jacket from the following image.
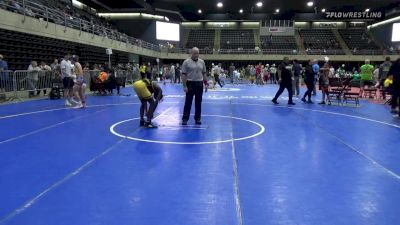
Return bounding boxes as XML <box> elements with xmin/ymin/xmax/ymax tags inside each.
<box><xmin>272</xmin><ymin>57</ymin><xmax>295</xmax><ymax>105</ymax></box>
<box><xmin>301</xmin><ymin>60</ymin><xmax>315</xmax><ymax>103</ymax></box>
<box><xmin>388</xmin><ymin>58</ymin><xmax>400</xmax><ymax>117</ymax></box>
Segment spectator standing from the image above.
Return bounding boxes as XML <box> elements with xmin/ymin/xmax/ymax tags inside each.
<box><xmin>229</xmin><ymin>63</ymin><xmax>235</xmax><ymax>83</ymax></box>
<box><xmin>27</xmin><ymin>61</ymin><xmax>41</xmax><ymax>97</ymax></box>
<box><xmin>292</xmin><ymin>59</ymin><xmax>302</xmax><ymax>97</ymax></box>
<box><xmin>37</xmin><ymin>61</ymin><xmax>52</xmax><ymax>96</ymax></box>
<box><xmin>132</xmin><ymin>64</ymin><xmax>140</xmax><ymax>81</ymax></box>
<box><xmin>388</xmin><ymin>58</ymin><xmax>400</xmax><ymax>117</ymax></box>
<box><xmin>213</xmin><ymin>63</ymin><xmax>224</xmax><ymax>88</ymax></box>
<box><xmin>376</xmin><ymin>57</ymin><xmax>392</xmax><ymax>90</ymax></box>
<box><xmin>169</xmin><ymin>64</ymin><xmax>175</xmax><ymax>84</ymax></box>
<box><xmin>0</xmin><ymin>54</ymin><xmax>10</xmax><ymax>94</ymax></box>
<box><xmin>175</xmin><ymin>63</ymin><xmax>181</xmax><ymax>84</ymax></box>
<box><xmin>270</xmin><ymin>64</ymin><xmax>277</xmax><ymax>84</ymax></box>
<box><xmin>319</xmin><ymin>62</ymin><xmax>331</xmax><ymax>105</ymax></box>
<box><xmin>360</xmin><ymin>59</ymin><xmax>375</xmax><ymax>96</ymax></box>
<box><xmin>301</xmin><ymin>60</ymin><xmax>315</xmax><ymax>104</ymax></box>
<box><xmin>139</xmin><ymin>62</ymin><xmax>146</xmax><ymax>79</ymax></box>
<box><xmin>145</xmin><ymin>62</ymin><xmax>152</xmax><ymax>80</ymax></box>
<box><xmin>312</xmin><ymin>59</ymin><xmax>320</xmax><ymax>95</ymax></box>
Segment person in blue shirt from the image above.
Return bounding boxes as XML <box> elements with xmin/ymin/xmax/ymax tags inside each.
<box><xmin>0</xmin><ymin>54</ymin><xmax>10</xmax><ymax>93</ymax></box>
<box><xmin>0</xmin><ymin>54</ymin><xmax>8</xmax><ymax>71</ymax></box>
<box><xmin>312</xmin><ymin>59</ymin><xmax>320</xmax><ymax>95</ymax></box>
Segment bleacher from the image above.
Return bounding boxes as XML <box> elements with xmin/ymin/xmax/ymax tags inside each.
<box><xmin>299</xmin><ymin>29</ymin><xmax>345</xmax><ymax>55</ymax></box>
<box><xmin>0</xmin><ymin>29</ymin><xmax>128</xmax><ymax>70</ymax></box>
<box><xmin>339</xmin><ymin>29</ymin><xmax>381</xmax><ymax>55</ymax></box>
<box><xmin>220</xmin><ymin>29</ymin><xmax>256</xmax><ymax>52</ymax></box>
<box><xmin>185</xmin><ymin>29</ymin><xmax>215</xmax><ymax>54</ymax></box>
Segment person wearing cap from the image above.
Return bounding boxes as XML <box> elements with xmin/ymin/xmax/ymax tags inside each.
<box><xmin>181</xmin><ymin>47</ymin><xmax>208</xmax><ymax>125</ymax></box>
<box><xmin>360</xmin><ymin>59</ymin><xmax>375</xmax><ymax>96</ymax></box>
<box><xmin>133</xmin><ymin>78</ymin><xmax>163</xmax><ymax>128</ymax></box>
<box><xmin>272</xmin><ymin>57</ymin><xmax>295</xmax><ymax>105</ymax></box>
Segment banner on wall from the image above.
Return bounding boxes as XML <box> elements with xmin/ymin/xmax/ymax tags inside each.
<box><xmin>260</xmin><ymin>27</ymin><xmax>295</xmax><ymax>36</ymax></box>
<box><xmin>324</xmin><ymin>11</ymin><xmax>384</xmax><ymax>20</ymax></box>
<box><xmin>269</xmin><ymin>27</ymin><xmax>286</xmax><ymax>32</ymax></box>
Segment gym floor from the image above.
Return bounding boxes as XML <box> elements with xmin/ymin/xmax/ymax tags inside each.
<box><xmin>0</xmin><ymin>83</ymin><xmax>399</xmax><ymax>225</ymax></box>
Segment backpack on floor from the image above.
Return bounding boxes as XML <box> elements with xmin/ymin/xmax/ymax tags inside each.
<box><xmin>49</xmin><ymin>87</ymin><xmax>61</xmax><ymax>100</ymax></box>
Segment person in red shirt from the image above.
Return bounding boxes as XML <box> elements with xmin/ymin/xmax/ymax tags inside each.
<box><xmin>256</xmin><ymin>63</ymin><xmax>263</xmax><ymax>85</ymax></box>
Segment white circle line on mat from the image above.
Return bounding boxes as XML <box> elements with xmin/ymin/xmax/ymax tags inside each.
<box><xmin>109</xmin><ymin>114</ymin><xmax>265</xmax><ymax>145</ymax></box>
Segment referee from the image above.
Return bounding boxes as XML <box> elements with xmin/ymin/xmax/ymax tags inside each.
<box><xmin>181</xmin><ymin>47</ymin><xmax>208</xmax><ymax>125</ymax></box>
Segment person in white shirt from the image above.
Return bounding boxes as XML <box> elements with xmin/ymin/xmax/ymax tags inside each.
<box><xmin>169</xmin><ymin>64</ymin><xmax>175</xmax><ymax>84</ymax></box>
<box><xmin>213</xmin><ymin>63</ymin><xmax>224</xmax><ymax>88</ymax></box>
<box><xmin>329</xmin><ymin>66</ymin><xmax>335</xmax><ymax>78</ymax></box>
<box><xmin>181</xmin><ymin>47</ymin><xmax>209</xmax><ymax>125</ymax></box>
<box><xmin>233</xmin><ymin>69</ymin><xmax>241</xmax><ymax>85</ymax></box>
<box><xmin>269</xmin><ymin>64</ymin><xmax>277</xmax><ymax>84</ymax></box>
<box><xmin>60</xmin><ymin>53</ymin><xmax>74</xmax><ymax>106</ymax></box>
<box><xmin>27</xmin><ymin>61</ymin><xmax>41</xmax><ymax>97</ymax></box>
<box><xmin>373</xmin><ymin>66</ymin><xmax>380</xmax><ymax>83</ymax></box>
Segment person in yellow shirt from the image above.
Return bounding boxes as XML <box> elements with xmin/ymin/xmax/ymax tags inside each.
<box><xmin>133</xmin><ymin>78</ymin><xmax>163</xmax><ymax>128</ymax></box>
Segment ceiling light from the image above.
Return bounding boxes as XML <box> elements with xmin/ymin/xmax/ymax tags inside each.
<box><xmin>256</xmin><ymin>2</ymin><xmax>263</xmax><ymax>7</ymax></box>
<box><xmin>275</xmin><ymin>8</ymin><xmax>280</xmax><ymax>13</ymax></box>
<box><xmin>239</xmin><ymin>9</ymin><xmax>243</xmax><ymax>13</ymax></box>
<box><xmin>307</xmin><ymin>1</ymin><xmax>313</xmax><ymax>7</ymax></box>
<box><xmin>217</xmin><ymin>2</ymin><xmax>223</xmax><ymax>8</ymax></box>
<box><xmin>321</xmin><ymin>8</ymin><xmax>326</xmax><ymax>12</ymax></box>
<box><xmin>365</xmin><ymin>8</ymin><xmax>370</xmax><ymax>12</ymax></box>
<box><xmin>198</xmin><ymin>9</ymin><xmax>202</xmax><ymax>14</ymax></box>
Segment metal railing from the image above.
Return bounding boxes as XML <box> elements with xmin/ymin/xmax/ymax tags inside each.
<box><xmin>0</xmin><ymin>0</ymin><xmax>162</xmax><ymax>51</ymax></box>
<box><xmin>305</xmin><ymin>49</ymin><xmax>346</xmax><ymax>55</ymax></box>
<box><xmin>351</xmin><ymin>49</ymin><xmax>400</xmax><ymax>55</ymax></box>
<box><xmin>0</xmin><ymin>69</ymin><xmax>138</xmax><ymax>102</ymax></box>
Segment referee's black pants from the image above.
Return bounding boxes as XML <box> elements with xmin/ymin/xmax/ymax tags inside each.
<box><xmin>183</xmin><ymin>81</ymin><xmax>203</xmax><ymax>122</ymax></box>
<box><xmin>273</xmin><ymin>81</ymin><xmax>294</xmax><ymax>103</ymax></box>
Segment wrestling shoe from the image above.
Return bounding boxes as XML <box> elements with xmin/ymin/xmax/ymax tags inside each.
<box><xmin>144</xmin><ymin>121</ymin><xmax>158</xmax><ymax>128</ymax></box>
